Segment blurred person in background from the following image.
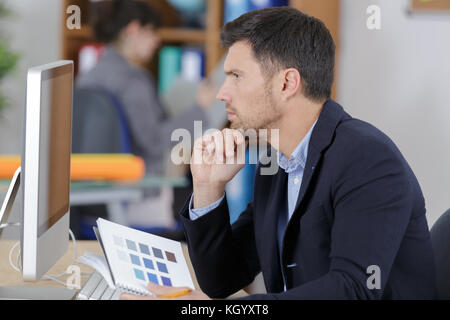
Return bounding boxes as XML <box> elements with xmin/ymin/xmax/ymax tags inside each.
<box><xmin>76</xmin><ymin>0</ymin><xmax>216</xmax><ymax>178</ymax></box>
<box><xmin>74</xmin><ymin>0</ymin><xmax>217</xmax><ymax>238</ymax></box>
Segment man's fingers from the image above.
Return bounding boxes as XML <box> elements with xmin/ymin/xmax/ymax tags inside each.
<box><xmin>233</xmin><ymin>130</ymin><xmax>246</xmax><ymax>164</ymax></box>
<box><xmin>193</xmin><ymin>134</ymin><xmax>214</xmax><ymax>165</ymax></box>
<box><xmin>192</xmin><ymin>129</ymin><xmax>248</xmax><ymax>166</ymax></box>
<box><xmin>120</xmin><ymin>292</ymin><xmax>155</xmax><ymax>300</ymax></box>
<box><xmin>223</xmin><ymin>129</ymin><xmax>235</xmax><ymax>163</ymax></box>
<box><xmin>212</xmin><ymin>130</ymin><xmax>224</xmax><ymax>164</ymax></box>
<box><xmin>147</xmin><ymin>281</ymin><xmax>174</xmax><ymax>295</ymax></box>
<box><xmin>232</xmin><ymin>129</ymin><xmax>245</xmax><ymax>146</ymax></box>
<box><xmin>120</xmin><ymin>283</ymin><xmax>193</xmax><ymax>300</ymax></box>
<box><xmin>192</xmin><ymin>136</ymin><xmax>205</xmax><ymax>165</ymax></box>
<box><xmin>203</xmin><ymin>137</ymin><xmax>215</xmax><ymax>165</ymax></box>
<box><xmin>147</xmin><ymin>282</ymin><xmax>191</xmax><ymax>298</ymax></box>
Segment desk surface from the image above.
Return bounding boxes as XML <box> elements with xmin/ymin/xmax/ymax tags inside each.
<box><xmin>0</xmin><ymin>240</ymin><xmax>199</xmax><ymax>289</ymax></box>
<box><xmin>0</xmin><ymin>240</ymin><xmax>102</xmax><ymax>288</ymax></box>
<box><xmin>0</xmin><ymin>240</ymin><xmax>248</xmax><ymax>298</ymax></box>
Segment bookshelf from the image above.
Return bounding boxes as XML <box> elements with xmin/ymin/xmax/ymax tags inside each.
<box><xmin>61</xmin><ymin>0</ymin><xmax>339</xmax><ymax>96</ymax></box>
<box><xmin>61</xmin><ymin>0</ymin><xmax>224</xmax><ymax>77</ymax></box>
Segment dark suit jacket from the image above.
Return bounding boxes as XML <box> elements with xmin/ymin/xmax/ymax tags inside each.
<box><xmin>179</xmin><ymin>99</ymin><xmax>436</xmax><ymax>299</ymax></box>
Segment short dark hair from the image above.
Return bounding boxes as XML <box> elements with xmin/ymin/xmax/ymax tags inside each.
<box><xmin>94</xmin><ymin>0</ymin><xmax>161</xmax><ymax>43</ymax></box>
<box><xmin>220</xmin><ymin>7</ymin><xmax>335</xmax><ymax>102</ymax></box>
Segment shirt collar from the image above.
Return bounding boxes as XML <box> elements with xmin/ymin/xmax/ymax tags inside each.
<box><xmin>277</xmin><ymin>120</ymin><xmax>317</xmax><ymax>173</ymax></box>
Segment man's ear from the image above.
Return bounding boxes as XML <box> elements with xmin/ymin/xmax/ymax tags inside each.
<box><xmin>281</xmin><ymin>68</ymin><xmax>301</xmax><ymax>100</ymax></box>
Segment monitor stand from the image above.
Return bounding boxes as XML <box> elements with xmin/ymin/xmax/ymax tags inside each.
<box><xmin>0</xmin><ymin>286</ymin><xmax>77</xmax><ymax>300</ymax></box>
<box><xmin>0</xmin><ymin>167</ymin><xmax>21</xmax><ymax>237</ymax></box>
<box><xmin>0</xmin><ymin>167</ymin><xmax>77</xmax><ymax>300</ymax></box>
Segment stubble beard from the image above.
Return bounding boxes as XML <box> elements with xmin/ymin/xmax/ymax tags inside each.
<box><xmin>229</xmin><ymin>86</ymin><xmax>281</xmax><ymax>136</ymax></box>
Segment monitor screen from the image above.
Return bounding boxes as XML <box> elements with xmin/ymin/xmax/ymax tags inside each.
<box><xmin>37</xmin><ymin>66</ymin><xmax>72</xmax><ymax>236</ymax></box>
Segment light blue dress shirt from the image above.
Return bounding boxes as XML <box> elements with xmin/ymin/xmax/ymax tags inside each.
<box><xmin>277</xmin><ymin>121</ymin><xmax>316</xmax><ymax>222</ymax></box>
<box><xmin>188</xmin><ymin>121</ymin><xmax>317</xmax><ymax>223</ymax></box>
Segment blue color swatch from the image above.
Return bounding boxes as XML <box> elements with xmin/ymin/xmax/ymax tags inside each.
<box><xmin>139</xmin><ymin>243</ymin><xmax>151</xmax><ymax>255</ymax></box>
<box><xmin>147</xmin><ymin>272</ymin><xmax>158</xmax><ymax>284</ymax></box>
<box><xmin>143</xmin><ymin>258</ymin><xmax>154</xmax><ymax>270</ymax></box>
<box><xmin>152</xmin><ymin>247</ymin><xmax>163</xmax><ymax>259</ymax></box>
<box><xmin>134</xmin><ymin>268</ymin><xmax>145</xmax><ymax>281</ymax></box>
<box><xmin>126</xmin><ymin>239</ymin><xmax>137</xmax><ymax>251</ymax></box>
<box><xmin>161</xmin><ymin>276</ymin><xmax>172</xmax><ymax>286</ymax></box>
<box><xmin>130</xmin><ymin>253</ymin><xmax>141</xmax><ymax>266</ymax></box>
<box><xmin>157</xmin><ymin>262</ymin><xmax>168</xmax><ymax>274</ymax></box>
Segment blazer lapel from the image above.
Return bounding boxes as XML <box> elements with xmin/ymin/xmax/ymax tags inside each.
<box><xmin>293</xmin><ymin>99</ymin><xmax>348</xmax><ymax>214</ymax></box>
<box><xmin>261</xmin><ymin>168</ymin><xmax>288</xmax><ymax>293</ymax></box>
<box><xmin>293</xmin><ymin>146</ymin><xmax>321</xmax><ymax>213</ymax></box>
<box><xmin>282</xmin><ymin>100</ymin><xmax>350</xmax><ymax>261</ymax></box>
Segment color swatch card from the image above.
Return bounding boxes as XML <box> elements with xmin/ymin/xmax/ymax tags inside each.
<box><xmin>92</xmin><ymin>218</ymin><xmax>194</xmax><ymax>296</ymax></box>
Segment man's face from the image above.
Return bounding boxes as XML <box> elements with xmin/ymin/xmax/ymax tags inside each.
<box><xmin>216</xmin><ymin>41</ymin><xmax>282</xmax><ymax>131</ymax></box>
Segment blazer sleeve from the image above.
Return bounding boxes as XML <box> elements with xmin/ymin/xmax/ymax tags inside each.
<box><xmin>179</xmin><ymin>194</ymin><xmax>261</xmax><ymax>298</ymax></box>
<box><xmin>239</xmin><ymin>136</ymin><xmax>423</xmax><ymax>300</ymax></box>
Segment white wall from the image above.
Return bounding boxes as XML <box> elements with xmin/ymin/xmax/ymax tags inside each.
<box><xmin>0</xmin><ymin>0</ymin><xmax>62</xmax><ymax>239</ymax></box>
<box><xmin>0</xmin><ymin>0</ymin><xmax>62</xmax><ymax>153</ymax></box>
<box><xmin>338</xmin><ymin>0</ymin><xmax>450</xmax><ymax>228</ymax></box>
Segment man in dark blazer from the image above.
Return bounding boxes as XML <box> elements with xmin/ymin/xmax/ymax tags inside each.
<box><xmin>122</xmin><ymin>7</ymin><xmax>436</xmax><ymax>300</ymax></box>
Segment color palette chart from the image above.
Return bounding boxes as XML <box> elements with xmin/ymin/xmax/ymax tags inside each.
<box><xmin>114</xmin><ymin>234</ymin><xmax>178</xmax><ymax>287</ymax></box>
<box><xmin>97</xmin><ymin>218</ymin><xmax>194</xmax><ymax>294</ymax></box>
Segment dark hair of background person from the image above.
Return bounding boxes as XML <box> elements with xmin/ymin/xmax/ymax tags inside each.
<box><xmin>94</xmin><ymin>0</ymin><xmax>161</xmax><ymax>43</ymax></box>
<box><xmin>220</xmin><ymin>7</ymin><xmax>335</xmax><ymax>102</ymax></box>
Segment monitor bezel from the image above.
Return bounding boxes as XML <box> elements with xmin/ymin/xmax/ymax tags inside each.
<box><xmin>21</xmin><ymin>60</ymin><xmax>73</xmax><ymax>281</ymax></box>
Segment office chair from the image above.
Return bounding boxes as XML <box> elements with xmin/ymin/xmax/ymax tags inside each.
<box><xmin>71</xmin><ymin>87</ymin><xmax>132</xmax><ymax>239</ymax></box>
<box><xmin>430</xmin><ymin>208</ymin><xmax>450</xmax><ymax>299</ymax></box>
<box><xmin>72</xmin><ymin>87</ymin><xmax>131</xmax><ymax>154</ymax></box>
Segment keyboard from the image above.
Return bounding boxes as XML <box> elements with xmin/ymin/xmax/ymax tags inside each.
<box><xmin>77</xmin><ymin>271</ymin><xmax>121</xmax><ymax>300</ymax></box>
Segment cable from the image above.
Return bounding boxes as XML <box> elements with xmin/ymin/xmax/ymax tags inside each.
<box><xmin>8</xmin><ymin>240</ymin><xmax>21</xmax><ymax>272</ymax></box>
<box><xmin>0</xmin><ymin>222</ymin><xmax>21</xmax><ymax>229</ymax></box>
<box><xmin>42</xmin><ymin>274</ymin><xmax>68</xmax><ymax>286</ymax></box>
<box><xmin>7</xmin><ymin>225</ymin><xmax>88</xmax><ymax>286</ymax></box>
<box><xmin>43</xmin><ymin>229</ymin><xmax>77</xmax><ymax>279</ymax></box>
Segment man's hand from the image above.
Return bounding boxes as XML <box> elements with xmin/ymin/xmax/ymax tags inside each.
<box><xmin>120</xmin><ymin>282</ymin><xmax>210</xmax><ymax>300</ymax></box>
<box><xmin>191</xmin><ymin>128</ymin><xmax>246</xmax><ymax>209</ymax></box>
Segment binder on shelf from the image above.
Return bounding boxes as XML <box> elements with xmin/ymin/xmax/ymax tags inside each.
<box><xmin>224</xmin><ymin>0</ymin><xmax>289</xmax><ymax>24</ymax></box>
<box><xmin>158</xmin><ymin>46</ymin><xmax>182</xmax><ymax>94</ymax></box>
<box><xmin>249</xmin><ymin>0</ymin><xmax>289</xmax><ymax>10</ymax></box>
<box><xmin>180</xmin><ymin>48</ymin><xmax>205</xmax><ymax>82</ymax></box>
<box><xmin>224</xmin><ymin>0</ymin><xmax>250</xmax><ymax>24</ymax></box>
<box><xmin>78</xmin><ymin>43</ymin><xmax>105</xmax><ymax>75</ymax></box>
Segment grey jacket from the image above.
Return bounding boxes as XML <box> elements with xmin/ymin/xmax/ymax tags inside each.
<box><xmin>76</xmin><ymin>46</ymin><xmax>208</xmax><ymax>176</ymax></box>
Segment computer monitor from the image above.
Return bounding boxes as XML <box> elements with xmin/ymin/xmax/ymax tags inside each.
<box><xmin>21</xmin><ymin>60</ymin><xmax>73</xmax><ymax>281</ymax></box>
